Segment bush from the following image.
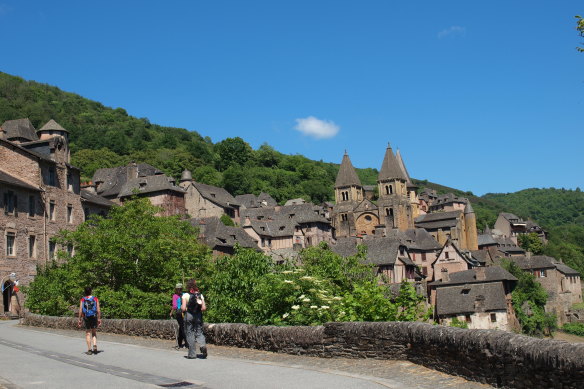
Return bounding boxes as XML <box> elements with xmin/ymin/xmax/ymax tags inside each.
<box><xmin>562</xmin><ymin>323</ymin><xmax>584</xmax><ymax>337</ymax></box>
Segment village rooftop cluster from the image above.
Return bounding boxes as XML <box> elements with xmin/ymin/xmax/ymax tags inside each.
<box><xmin>0</xmin><ymin>118</ymin><xmax>582</xmax><ymax>330</ymax></box>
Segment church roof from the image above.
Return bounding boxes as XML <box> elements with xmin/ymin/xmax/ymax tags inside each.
<box><xmin>1</xmin><ymin>118</ymin><xmax>38</xmax><ymax>141</ymax></box>
<box><xmin>335</xmin><ymin>152</ymin><xmax>362</xmax><ymax>187</ymax></box>
<box><xmin>395</xmin><ymin>149</ymin><xmax>412</xmax><ymax>183</ymax></box>
<box><xmin>38</xmin><ymin>119</ymin><xmax>69</xmax><ymax>133</ymax></box>
<box><xmin>378</xmin><ymin>144</ymin><xmax>407</xmax><ymax>182</ymax></box>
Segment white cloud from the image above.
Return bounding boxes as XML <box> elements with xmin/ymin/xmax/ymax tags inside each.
<box><xmin>294</xmin><ymin>116</ymin><xmax>339</xmax><ymax>139</ymax></box>
<box><xmin>438</xmin><ymin>26</ymin><xmax>466</xmax><ymax>39</ymax></box>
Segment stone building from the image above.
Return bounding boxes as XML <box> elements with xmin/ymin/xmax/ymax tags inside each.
<box><xmin>189</xmin><ymin>217</ymin><xmax>258</xmax><ymax>256</ymax></box>
<box><xmin>331</xmin><ymin>236</ymin><xmax>422</xmax><ymax>284</ymax></box>
<box><xmin>234</xmin><ymin>192</ymin><xmax>277</xmax><ymax>209</ymax></box>
<box><xmin>429</xmin><ymin>267</ymin><xmax>519</xmax><ymax>331</ymax></box>
<box><xmin>385</xmin><ymin>228</ymin><xmax>442</xmax><ymax>280</ymax></box>
<box><xmin>507</xmin><ymin>255</ymin><xmax>582</xmax><ymax>325</ymax></box>
<box><xmin>179</xmin><ymin>170</ymin><xmax>241</xmax><ymax>224</ymax></box>
<box><xmin>331</xmin><ymin>145</ymin><xmax>417</xmax><ymax>238</ymax></box>
<box><xmin>494</xmin><ymin>212</ymin><xmax>547</xmax><ymax>245</ymax></box>
<box><xmin>0</xmin><ymin>118</ymin><xmax>112</xmax><ymax>315</ymax></box>
<box><xmin>414</xmin><ymin>202</ymin><xmax>478</xmax><ymax>251</ymax></box>
<box><xmin>430</xmin><ymin>239</ymin><xmax>480</xmax><ymax>282</ymax></box>
<box><xmin>93</xmin><ymin>163</ymin><xmax>163</xmax><ymax>201</ymax></box>
<box><xmin>241</xmin><ymin>203</ymin><xmax>333</xmax><ymax>254</ymax></box>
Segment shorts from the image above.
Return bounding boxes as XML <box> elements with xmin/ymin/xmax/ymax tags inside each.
<box><xmin>84</xmin><ymin>316</ymin><xmax>98</xmax><ymax>329</ymax></box>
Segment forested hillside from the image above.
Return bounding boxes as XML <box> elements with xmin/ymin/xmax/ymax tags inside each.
<box><xmin>1</xmin><ymin>71</ymin><xmax>583</xmax><ymax>275</ymax></box>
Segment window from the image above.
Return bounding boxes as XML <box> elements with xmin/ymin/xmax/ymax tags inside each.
<box><xmin>48</xmin><ymin>166</ymin><xmax>56</xmax><ymax>186</ymax></box>
<box><xmin>538</xmin><ymin>270</ymin><xmax>546</xmax><ymax>278</ymax></box>
<box><xmin>49</xmin><ymin>201</ymin><xmax>56</xmax><ymax>221</ymax></box>
<box><xmin>6</xmin><ymin>232</ymin><xmax>16</xmax><ymax>256</ymax></box>
<box><xmin>364</xmin><ymin>215</ymin><xmax>372</xmax><ymax>222</ymax></box>
<box><xmin>67</xmin><ymin>205</ymin><xmax>73</xmax><ymax>224</ymax></box>
<box><xmin>461</xmin><ymin>288</ymin><xmax>470</xmax><ymax>295</ymax></box>
<box><xmin>28</xmin><ymin>195</ymin><xmax>35</xmax><ymax>217</ymax></box>
<box><xmin>84</xmin><ymin>207</ymin><xmax>90</xmax><ymax>221</ymax></box>
<box><xmin>422</xmin><ymin>267</ymin><xmax>428</xmax><ymax>276</ymax></box>
<box><xmin>267</xmin><ymin>239</ymin><xmax>272</xmax><ymax>248</ymax></box>
<box><xmin>49</xmin><ymin>241</ymin><xmax>56</xmax><ymax>259</ymax></box>
<box><xmin>490</xmin><ymin>313</ymin><xmax>497</xmax><ymax>323</ymax></box>
<box><xmin>3</xmin><ymin>191</ymin><xmax>16</xmax><ymax>215</ymax></box>
<box><xmin>67</xmin><ymin>172</ymin><xmax>74</xmax><ymax>192</ymax></box>
<box><xmin>421</xmin><ymin>252</ymin><xmax>427</xmax><ymax>262</ymax></box>
<box><xmin>29</xmin><ymin>235</ymin><xmax>36</xmax><ymax>258</ymax></box>
<box><xmin>444</xmin><ymin>251</ymin><xmax>449</xmax><ymax>259</ymax></box>
<box><xmin>465</xmin><ymin>314</ymin><xmax>472</xmax><ymax>323</ymax></box>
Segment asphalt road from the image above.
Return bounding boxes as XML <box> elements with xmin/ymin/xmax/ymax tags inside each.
<box><xmin>0</xmin><ymin>320</ymin><xmax>490</xmax><ymax>389</ymax></box>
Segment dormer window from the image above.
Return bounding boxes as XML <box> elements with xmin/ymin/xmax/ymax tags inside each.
<box><xmin>289</xmin><ymin>213</ymin><xmax>295</xmax><ymax>218</ymax></box>
<box><xmin>279</xmin><ymin>226</ymin><xmax>285</xmax><ymax>231</ymax></box>
<box><xmin>211</xmin><ymin>193</ymin><xmax>216</xmax><ymax>198</ymax></box>
<box><xmin>461</xmin><ymin>289</ymin><xmax>470</xmax><ymax>295</ymax></box>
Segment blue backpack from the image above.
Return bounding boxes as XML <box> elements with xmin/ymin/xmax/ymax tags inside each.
<box><xmin>176</xmin><ymin>295</ymin><xmax>182</xmax><ymax>310</ymax></box>
<box><xmin>82</xmin><ymin>296</ymin><xmax>97</xmax><ymax>317</ymax></box>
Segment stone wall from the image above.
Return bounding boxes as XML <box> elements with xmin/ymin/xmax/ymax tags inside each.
<box><xmin>21</xmin><ymin>314</ymin><xmax>584</xmax><ymax>388</ymax></box>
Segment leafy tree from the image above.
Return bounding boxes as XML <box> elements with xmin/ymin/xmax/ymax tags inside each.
<box><xmin>501</xmin><ymin>260</ymin><xmax>557</xmax><ymax>336</ymax></box>
<box><xmin>220</xmin><ymin>213</ymin><xmax>235</xmax><ymax>226</ymax></box>
<box><xmin>193</xmin><ymin>165</ymin><xmax>223</xmax><ymax>187</ymax></box>
<box><xmin>214</xmin><ymin>137</ymin><xmax>253</xmax><ymax>171</ymax></box>
<box><xmin>26</xmin><ymin>198</ymin><xmax>211</xmax><ymax>318</ymax></box>
<box><xmin>518</xmin><ymin>233</ymin><xmax>544</xmax><ymax>255</ymax></box>
<box><xmin>577</xmin><ymin>16</ymin><xmax>584</xmax><ymax>52</ymax></box>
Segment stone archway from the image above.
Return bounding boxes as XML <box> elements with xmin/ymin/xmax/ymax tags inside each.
<box><xmin>355</xmin><ymin>212</ymin><xmax>379</xmax><ymax>235</ymax></box>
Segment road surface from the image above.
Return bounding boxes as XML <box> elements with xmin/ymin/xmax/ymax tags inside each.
<box><xmin>0</xmin><ymin>320</ymin><xmax>490</xmax><ymax>389</ymax></box>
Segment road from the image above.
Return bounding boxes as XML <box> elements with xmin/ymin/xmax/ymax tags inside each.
<box><xmin>0</xmin><ymin>320</ymin><xmax>490</xmax><ymax>389</ymax></box>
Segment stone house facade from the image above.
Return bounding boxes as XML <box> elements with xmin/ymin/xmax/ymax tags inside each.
<box><xmin>0</xmin><ymin>119</ymin><xmax>112</xmax><ymax>315</ymax></box>
<box><xmin>431</xmin><ymin>239</ymin><xmax>480</xmax><ymax>282</ymax></box>
<box><xmin>429</xmin><ymin>267</ymin><xmax>519</xmax><ymax>331</ymax></box>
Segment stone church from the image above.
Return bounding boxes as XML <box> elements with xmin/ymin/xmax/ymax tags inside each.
<box><xmin>331</xmin><ymin>145</ymin><xmax>419</xmax><ymax>238</ymax></box>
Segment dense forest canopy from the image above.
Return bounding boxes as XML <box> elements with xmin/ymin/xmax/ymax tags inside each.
<box><xmin>1</xmin><ymin>71</ymin><xmax>583</xmax><ymax>275</ymax></box>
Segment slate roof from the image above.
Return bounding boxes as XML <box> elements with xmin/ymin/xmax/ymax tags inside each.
<box><xmin>331</xmin><ymin>236</ymin><xmax>409</xmax><ymax>267</ymax></box>
<box><xmin>415</xmin><ymin>211</ymin><xmax>461</xmax><ymax>230</ymax></box>
<box><xmin>510</xmin><ymin>255</ymin><xmax>579</xmax><ymax>276</ymax></box>
<box><xmin>386</xmin><ymin>228</ymin><xmax>441</xmax><ymax>251</ymax></box>
<box><xmin>470</xmin><ymin>250</ymin><xmax>493</xmax><ymax>266</ymax></box>
<box><xmin>429</xmin><ymin>266</ymin><xmax>517</xmax><ymax>287</ymax></box>
<box><xmin>80</xmin><ymin>190</ymin><xmax>115</xmax><ymax>207</ymax></box>
<box><xmin>93</xmin><ymin>163</ymin><xmax>163</xmax><ymax>198</ymax></box>
<box><xmin>190</xmin><ymin>217</ymin><xmax>258</xmax><ymax>250</ymax></box>
<box><xmin>0</xmin><ymin>170</ymin><xmax>41</xmax><ymax>191</ymax></box>
<box><xmin>1</xmin><ymin>119</ymin><xmax>38</xmax><ymax>142</ymax></box>
<box><xmin>478</xmin><ymin>234</ymin><xmax>498</xmax><ymax>246</ymax></box>
<box><xmin>118</xmin><ymin>174</ymin><xmax>186</xmax><ymax>198</ymax></box>
<box><xmin>378</xmin><ymin>145</ymin><xmax>407</xmax><ymax>182</ymax></box>
<box><xmin>500</xmin><ymin>213</ymin><xmax>526</xmax><ymax>225</ymax></box>
<box><xmin>242</xmin><ymin>203</ymin><xmax>329</xmax><ymax>226</ymax></box>
<box><xmin>436</xmin><ymin>283</ymin><xmax>508</xmax><ymax>316</ymax></box>
<box><xmin>235</xmin><ymin>192</ymin><xmax>277</xmax><ymax>208</ymax></box>
<box><xmin>284</xmin><ymin>198</ymin><xmax>306</xmax><ymax>206</ymax></box>
<box><xmin>335</xmin><ymin>152</ymin><xmax>362</xmax><ymax>187</ymax></box>
<box><xmin>191</xmin><ymin>182</ymin><xmax>239</xmax><ymax>208</ymax></box>
<box><xmin>38</xmin><ymin>119</ymin><xmax>69</xmax><ymax>133</ymax></box>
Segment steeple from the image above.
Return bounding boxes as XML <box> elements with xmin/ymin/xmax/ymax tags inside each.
<box><xmin>37</xmin><ymin>119</ymin><xmax>69</xmax><ymax>141</ymax></box>
<box><xmin>464</xmin><ymin>201</ymin><xmax>475</xmax><ymax>214</ymax></box>
<box><xmin>395</xmin><ymin>149</ymin><xmax>412</xmax><ymax>183</ymax></box>
<box><xmin>335</xmin><ymin>151</ymin><xmax>362</xmax><ymax>188</ymax></box>
<box><xmin>378</xmin><ymin>143</ymin><xmax>407</xmax><ymax>182</ymax></box>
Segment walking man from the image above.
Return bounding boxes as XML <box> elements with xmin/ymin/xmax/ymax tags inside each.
<box><xmin>78</xmin><ymin>286</ymin><xmax>101</xmax><ymax>355</ymax></box>
<box><xmin>170</xmin><ymin>283</ymin><xmax>188</xmax><ymax>349</ymax></box>
<box><xmin>181</xmin><ymin>279</ymin><xmax>207</xmax><ymax>359</ymax></box>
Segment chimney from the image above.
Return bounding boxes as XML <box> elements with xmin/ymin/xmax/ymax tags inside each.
<box><xmin>127</xmin><ymin>162</ymin><xmax>138</xmax><ymax>180</ymax></box>
<box><xmin>244</xmin><ymin>216</ymin><xmax>251</xmax><ymax>226</ymax></box>
<box><xmin>474</xmin><ymin>295</ymin><xmax>485</xmax><ymax>313</ymax></box>
<box><xmin>475</xmin><ymin>267</ymin><xmax>486</xmax><ymax>281</ymax></box>
<box><xmin>441</xmin><ymin>268</ymin><xmax>449</xmax><ymax>282</ymax></box>
<box><xmin>526</xmin><ymin>251</ymin><xmax>532</xmax><ymax>259</ymax></box>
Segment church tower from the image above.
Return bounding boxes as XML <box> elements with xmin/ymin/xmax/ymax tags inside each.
<box><xmin>377</xmin><ymin>144</ymin><xmax>413</xmax><ymax>230</ymax></box>
<box><xmin>396</xmin><ymin>148</ymin><xmax>420</xmax><ymax>219</ymax></box>
<box><xmin>464</xmin><ymin>202</ymin><xmax>479</xmax><ymax>250</ymax></box>
<box><xmin>334</xmin><ymin>151</ymin><xmax>363</xmax><ymax>203</ymax></box>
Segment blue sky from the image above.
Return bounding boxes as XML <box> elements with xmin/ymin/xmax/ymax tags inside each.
<box><xmin>1</xmin><ymin>1</ymin><xmax>583</xmax><ymax>195</ymax></box>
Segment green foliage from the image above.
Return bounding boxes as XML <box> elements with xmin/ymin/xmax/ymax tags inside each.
<box><xmin>577</xmin><ymin>16</ymin><xmax>584</xmax><ymax>52</ymax></box>
<box><xmin>219</xmin><ymin>214</ymin><xmax>235</xmax><ymax>226</ymax></box>
<box><xmin>25</xmin><ymin>198</ymin><xmax>211</xmax><ymax>318</ymax></box>
<box><xmin>501</xmin><ymin>260</ymin><xmax>557</xmax><ymax>336</ymax></box>
<box><xmin>518</xmin><ymin>233</ymin><xmax>544</xmax><ymax>255</ymax></box>
<box><xmin>543</xmin><ymin>224</ymin><xmax>584</xmax><ymax>276</ymax></box>
<box><xmin>562</xmin><ymin>322</ymin><xmax>584</xmax><ymax>337</ymax></box>
<box><xmin>449</xmin><ymin>317</ymin><xmax>469</xmax><ymax>329</ymax></box>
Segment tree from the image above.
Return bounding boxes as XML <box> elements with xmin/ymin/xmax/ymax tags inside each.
<box><xmin>214</xmin><ymin>137</ymin><xmax>253</xmax><ymax>171</ymax></box>
<box><xmin>501</xmin><ymin>260</ymin><xmax>557</xmax><ymax>336</ymax></box>
<box><xmin>26</xmin><ymin>198</ymin><xmax>211</xmax><ymax>319</ymax></box>
<box><xmin>577</xmin><ymin>16</ymin><xmax>584</xmax><ymax>52</ymax></box>
<box><xmin>518</xmin><ymin>233</ymin><xmax>544</xmax><ymax>255</ymax></box>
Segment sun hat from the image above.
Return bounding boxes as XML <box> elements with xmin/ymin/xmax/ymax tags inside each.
<box><xmin>175</xmin><ymin>283</ymin><xmax>183</xmax><ymax>289</ymax></box>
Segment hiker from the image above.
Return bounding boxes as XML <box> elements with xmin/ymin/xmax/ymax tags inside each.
<box><xmin>78</xmin><ymin>286</ymin><xmax>101</xmax><ymax>355</ymax></box>
<box><xmin>181</xmin><ymin>279</ymin><xmax>207</xmax><ymax>359</ymax></box>
<box><xmin>170</xmin><ymin>283</ymin><xmax>188</xmax><ymax>349</ymax></box>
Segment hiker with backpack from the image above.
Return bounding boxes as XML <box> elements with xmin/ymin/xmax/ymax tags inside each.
<box><xmin>77</xmin><ymin>286</ymin><xmax>101</xmax><ymax>355</ymax></box>
<box><xmin>170</xmin><ymin>283</ymin><xmax>188</xmax><ymax>350</ymax></box>
<box><xmin>181</xmin><ymin>279</ymin><xmax>207</xmax><ymax>359</ymax></box>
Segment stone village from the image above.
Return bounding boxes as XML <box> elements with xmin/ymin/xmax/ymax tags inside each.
<box><xmin>1</xmin><ymin>118</ymin><xmax>582</xmax><ymax>332</ymax></box>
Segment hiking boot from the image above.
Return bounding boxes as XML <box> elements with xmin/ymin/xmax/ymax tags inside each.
<box><xmin>93</xmin><ymin>347</ymin><xmax>98</xmax><ymax>354</ymax></box>
<box><xmin>85</xmin><ymin>350</ymin><xmax>93</xmax><ymax>355</ymax></box>
<box><xmin>200</xmin><ymin>346</ymin><xmax>207</xmax><ymax>359</ymax></box>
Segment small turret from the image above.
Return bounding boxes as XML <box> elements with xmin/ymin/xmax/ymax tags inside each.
<box><xmin>37</xmin><ymin>119</ymin><xmax>69</xmax><ymax>142</ymax></box>
<box><xmin>179</xmin><ymin>169</ymin><xmax>193</xmax><ymax>189</ymax></box>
